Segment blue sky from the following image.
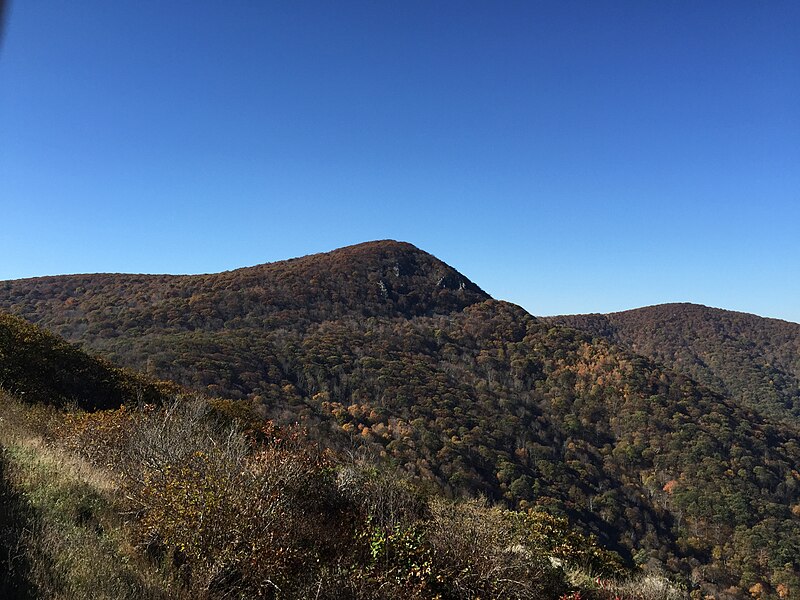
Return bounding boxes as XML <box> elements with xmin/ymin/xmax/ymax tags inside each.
<box><xmin>1</xmin><ymin>1</ymin><xmax>798</xmax><ymax>321</ymax></box>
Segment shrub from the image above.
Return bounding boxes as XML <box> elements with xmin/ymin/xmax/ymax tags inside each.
<box><xmin>126</xmin><ymin>398</ymin><xmax>354</xmax><ymax>597</ymax></box>
<box><xmin>426</xmin><ymin>497</ymin><xmax>568</xmax><ymax>599</ymax></box>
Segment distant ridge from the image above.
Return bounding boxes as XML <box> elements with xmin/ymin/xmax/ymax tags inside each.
<box><xmin>546</xmin><ymin>302</ymin><xmax>800</xmax><ymax>423</ymax></box>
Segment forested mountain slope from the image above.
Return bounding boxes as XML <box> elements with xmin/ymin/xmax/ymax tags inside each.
<box><xmin>0</xmin><ymin>317</ymin><xmax>635</xmax><ymax>600</ymax></box>
<box><xmin>1</xmin><ymin>242</ymin><xmax>799</xmax><ymax>597</ymax></box>
<box><xmin>0</xmin><ymin>240</ymin><xmax>487</xmax><ymax>337</ymax></box>
<box><xmin>546</xmin><ymin>303</ymin><xmax>800</xmax><ymax>424</ymax></box>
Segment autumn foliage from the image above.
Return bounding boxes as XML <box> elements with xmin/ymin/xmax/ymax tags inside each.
<box><xmin>49</xmin><ymin>398</ymin><xmax>638</xmax><ymax>599</ymax></box>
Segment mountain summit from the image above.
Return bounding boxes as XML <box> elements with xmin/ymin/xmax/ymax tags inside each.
<box><xmin>0</xmin><ymin>240</ymin><xmax>489</xmax><ymax>337</ymax></box>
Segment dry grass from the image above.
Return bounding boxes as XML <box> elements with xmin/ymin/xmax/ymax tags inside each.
<box><xmin>0</xmin><ymin>394</ymin><xmax>185</xmax><ymax>600</ymax></box>
<box><xmin>426</xmin><ymin>497</ymin><xmax>568</xmax><ymax>599</ymax></box>
<box><xmin>565</xmin><ymin>565</ymin><xmax>686</xmax><ymax>600</ymax></box>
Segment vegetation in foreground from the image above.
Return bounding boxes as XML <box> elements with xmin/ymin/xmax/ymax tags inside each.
<box><xmin>1</xmin><ymin>392</ymin><xmax>686</xmax><ymax>599</ymax></box>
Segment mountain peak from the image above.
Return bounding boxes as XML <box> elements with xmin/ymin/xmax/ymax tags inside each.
<box><xmin>319</xmin><ymin>239</ymin><xmax>422</xmax><ymax>255</ymax></box>
<box><xmin>236</xmin><ymin>239</ymin><xmax>490</xmax><ymax>318</ymax></box>
<box><xmin>0</xmin><ymin>241</ymin><xmax>490</xmax><ymax>337</ymax></box>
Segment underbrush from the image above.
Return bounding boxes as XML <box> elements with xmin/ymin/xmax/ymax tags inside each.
<box><xmin>561</xmin><ymin>570</ymin><xmax>686</xmax><ymax>600</ymax></box>
<box><xmin>1</xmin><ymin>393</ymin><xmax>687</xmax><ymax>599</ymax></box>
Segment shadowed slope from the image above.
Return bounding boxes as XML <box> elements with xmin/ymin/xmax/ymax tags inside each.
<box><xmin>0</xmin><ymin>311</ymin><xmax>168</xmax><ymax>410</ymax></box>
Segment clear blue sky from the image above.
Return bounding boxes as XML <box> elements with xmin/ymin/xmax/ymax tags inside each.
<box><xmin>2</xmin><ymin>1</ymin><xmax>798</xmax><ymax>322</ymax></box>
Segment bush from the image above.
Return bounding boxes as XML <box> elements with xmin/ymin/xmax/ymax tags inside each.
<box><xmin>426</xmin><ymin>497</ymin><xmax>568</xmax><ymax>599</ymax></box>
<box><xmin>126</xmin><ymin>399</ymin><xmax>354</xmax><ymax>597</ymax></box>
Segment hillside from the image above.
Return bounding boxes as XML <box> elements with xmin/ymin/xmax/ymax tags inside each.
<box><xmin>0</xmin><ymin>241</ymin><xmax>488</xmax><ymax>400</ymax></box>
<box><xmin>545</xmin><ymin>303</ymin><xmax>800</xmax><ymax>424</ymax></box>
<box><xmin>0</xmin><ymin>311</ymin><xmax>168</xmax><ymax>410</ymax></box>
<box><xmin>0</xmin><ymin>294</ymin><xmax>651</xmax><ymax>599</ymax></box>
<box><xmin>2</xmin><ymin>243</ymin><xmax>799</xmax><ymax>598</ymax></box>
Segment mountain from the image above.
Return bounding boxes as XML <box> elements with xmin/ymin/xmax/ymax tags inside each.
<box><xmin>0</xmin><ymin>239</ymin><xmax>487</xmax><ymax>332</ymax></box>
<box><xmin>545</xmin><ymin>303</ymin><xmax>800</xmax><ymax>424</ymax></box>
<box><xmin>0</xmin><ymin>240</ymin><xmax>488</xmax><ymax>400</ymax></box>
<box><xmin>1</xmin><ymin>242</ymin><xmax>799</xmax><ymax>597</ymax></box>
<box><xmin>0</xmin><ymin>315</ymin><xmax>627</xmax><ymax>600</ymax></box>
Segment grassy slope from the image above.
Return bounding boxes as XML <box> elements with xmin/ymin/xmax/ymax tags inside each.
<box><xmin>0</xmin><ymin>396</ymin><xmax>181</xmax><ymax>600</ymax></box>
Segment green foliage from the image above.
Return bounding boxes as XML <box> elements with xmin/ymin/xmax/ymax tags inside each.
<box><xmin>361</xmin><ymin>518</ymin><xmax>433</xmax><ymax>591</ymax></box>
<box><xmin>510</xmin><ymin>509</ymin><xmax>626</xmax><ymax>577</ymax></box>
